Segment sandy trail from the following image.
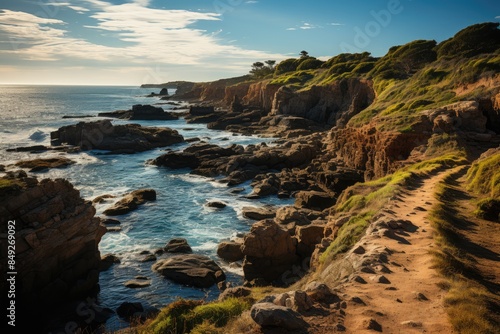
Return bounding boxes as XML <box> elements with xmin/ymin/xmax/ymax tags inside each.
<box><xmin>334</xmin><ymin>169</ymin><xmax>457</xmax><ymax>333</ymax></box>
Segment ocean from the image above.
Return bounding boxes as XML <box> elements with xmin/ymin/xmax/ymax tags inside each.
<box><xmin>0</xmin><ymin>85</ymin><xmax>293</xmax><ymax>330</ymax></box>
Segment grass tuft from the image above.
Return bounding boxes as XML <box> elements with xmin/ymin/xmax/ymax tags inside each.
<box><xmin>137</xmin><ymin>298</ymin><xmax>251</xmax><ymax>334</ymax></box>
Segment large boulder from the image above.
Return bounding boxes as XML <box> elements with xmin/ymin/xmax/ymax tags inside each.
<box><xmin>164</xmin><ymin>238</ymin><xmax>192</xmax><ymax>253</ymax></box>
<box><xmin>50</xmin><ymin>120</ymin><xmax>184</xmax><ymax>153</ymax></box>
<box><xmin>217</xmin><ymin>241</ymin><xmax>243</xmax><ymax>262</ymax></box>
<box><xmin>296</xmin><ymin>224</ymin><xmax>325</xmax><ymax>257</ymax></box>
<box><xmin>294</xmin><ymin>190</ymin><xmax>336</xmax><ymax>211</ymax></box>
<box><xmin>103</xmin><ymin>189</ymin><xmax>156</xmax><ymax>216</ymax></box>
<box><xmin>275</xmin><ymin>206</ymin><xmax>311</xmax><ymax>226</ymax></box>
<box><xmin>152</xmin><ymin>254</ymin><xmax>225</xmax><ymax>288</ymax></box>
<box><xmin>241</xmin><ymin>219</ymin><xmax>298</xmax><ymax>283</ymax></box>
<box><xmin>242</xmin><ymin>206</ymin><xmax>277</xmax><ymax>220</ymax></box>
<box><xmin>250</xmin><ymin>303</ymin><xmax>309</xmax><ymax>331</ymax></box>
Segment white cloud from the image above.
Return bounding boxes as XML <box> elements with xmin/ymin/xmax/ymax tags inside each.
<box><xmin>328</xmin><ymin>22</ymin><xmax>344</xmax><ymax>26</ymax></box>
<box><xmin>300</xmin><ymin>23</ymin><xmax>314</xmax><ymax>30</ymax></box>
<box><xmin>287</xmin><ymin>22</ymin><xmax>321</xmax><ymax>31</ymax></box>
<box><xmin>245</xmin><ymin>1</ymin><xmax>259</xmax><ymax>4</ymax></box>
<box><xmin>0</xmin><ymin>3</ymin><xmax>284</xmax><ymax>76</ymax></box>
<box><xmin>46</xmin><ymin>2</ymin><xmax>90</xmax><ymax>12</ymax></box>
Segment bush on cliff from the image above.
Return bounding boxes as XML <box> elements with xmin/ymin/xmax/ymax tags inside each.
<box><xmin>296</xmin><ymin>58</ymin><xmax>324</xmax><ymax>71</ymax></box>
<box><xmin>436</xmin><ymin>22</ymin><xmax>500</xmax><ymax>59</ymax></box>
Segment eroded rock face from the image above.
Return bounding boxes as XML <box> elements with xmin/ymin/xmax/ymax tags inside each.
<box><xmin>50</xmin><ymin>120</ymin><xmax>184</xmax><ymax>153</ymax></box>
<box><xmin>241</xmin><ymin>219</ymin><xmax>298</xmax><ymax>283</ymax></box>
<box><xmin>421</xmin><ymin>101</ymin><xmax>488</xmax><ymax>133</ymax></box>
<box><xmin>271</xmin><ymin>79</ymin><xmax>375</xmax><ymax>127</ymax></box>
<box><xmin>0</xmin><ymin>174</ymin><xmax>105</xmax><ymax>329</ymax></box>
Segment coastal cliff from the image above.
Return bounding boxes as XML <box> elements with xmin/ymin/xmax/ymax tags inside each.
<box><xmin>0</xmin><ymin>172</ymin><xmax>106</xmax><ymax>331</ymax></box>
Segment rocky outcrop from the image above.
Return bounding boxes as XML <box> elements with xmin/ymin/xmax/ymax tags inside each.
<box><xmin>0</xmin><ymin>174</ymin><xmax>105</xmax><ymax>330</ymax></box>
<box><xmin>271</xmin><ymin>79</ymin><xmax>375</xmax><ymax>127</ymax></box>
<box><xmin>103</xmin><ymin>189</ymin><xmax>156</xmax><ymax>216</ymax></box>
<box><xmin>151</xmin><ymin>135</ymin><xmax>322</xmax><ymax>186</ymax></box>
<box><xmin>152</xmin><ymin>254</ymin><xmax>225</xmax><ymax>288</ymax></box>
<box><xmin>50</xmin><ymin>120</ymin><xmax>184</xmax><ymax>153</ymax></box>
<box><xmin>98</xmin><ymin>104</ymin><xmax>178</xmax><ymax>120</ymax></box>
<box><xmin>327</xmin><ymin>125</ymin><xmax>430</xmax><ymax>180</ymax></box>
<box><xmin>241</xmin><ymin>219</ymin><xmax>298</xmax><ymax>283</ymax></box>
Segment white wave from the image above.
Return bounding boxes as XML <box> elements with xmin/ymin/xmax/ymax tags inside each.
<box><xmin>29</xmin><ymin>129</ymin><xmax>47</xmax><ymax>142</ymax></box>
<box><xmin>192</xmin><ymin>241</ymin><xmax>219</xmax><ymax>252</ymax></box>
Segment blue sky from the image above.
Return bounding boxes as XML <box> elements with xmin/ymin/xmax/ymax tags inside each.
<box><xmin>0</xmin><ymin>0</ymin><xmax>498</xmax><ymax>85</ymax></box>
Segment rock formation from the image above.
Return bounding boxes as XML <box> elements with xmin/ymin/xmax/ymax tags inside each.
<box><xmin>241</xmin><ymin>219</ymin><xmax>298</xmax><ymax>283</ymax></box>
<box><xmin>0</xmin><ymin>173</ymin><xmax>106</xmax><ymax>331</ymax></box>
<box><xmin>50</xmin><ymin>120</ymin><xmax>184</xmax><ymax>153</ymax></box>
<box><xmin>152</xmin><ymin>254</ymin><xmax>226</xmax><ymax>288</ymax></box>
<box><xmin>103</xmin><ymin>189</ymin><xmax>156</xmax><ymax>216</ymax></box>
<box><xmin>98</xmin><ymin>104</ymin><xmax>178</xmax><ymax>120</ymax></box>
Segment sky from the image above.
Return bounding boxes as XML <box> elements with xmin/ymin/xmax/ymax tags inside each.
<box><xmin>0</xmin><ymin>0</ymin><xmax>499</xmax><ymax>85</ymax></box>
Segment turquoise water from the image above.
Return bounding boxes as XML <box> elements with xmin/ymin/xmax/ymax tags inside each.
<box><xmin>0</xmin><ymin>85</ymin><xmax>292</xmax><ymax>330</ymax></box>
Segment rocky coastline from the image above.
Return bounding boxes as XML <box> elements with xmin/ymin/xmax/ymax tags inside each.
<box><xmin>2</xmin><ymin>22</ymin><xmax>500</xmax><ymax>333</ymax></box>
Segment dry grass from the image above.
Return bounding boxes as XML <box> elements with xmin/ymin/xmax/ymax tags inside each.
<box><xmin>429</xmin><ymin>169</ymin><xmax>499</xmax><ymax>334</ymax></box>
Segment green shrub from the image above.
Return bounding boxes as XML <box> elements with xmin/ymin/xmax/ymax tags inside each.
<box><xmin>296</xmin><ymin>58</ymin><xmax>324</xmax><ymax>71</ymax></box>
<box><xmin>274</xmin><ymin>58</ymin><xmax>302</xmax><ymax>75</ymax></box>
<box><xmin>436</xmin><ymin>22</ymin><xmax>500</xmax><ymax>59</ymax></box>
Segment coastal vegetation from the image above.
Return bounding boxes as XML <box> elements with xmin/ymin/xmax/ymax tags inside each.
<box><xmin>429</xmin><ymin>168</ymin><xmax>499</xmax><ymax>334</ymax></box>
<box><xmin>137</xmin><ymin>298</ymin><xmax>252</xmax><ymax>334</ymax></box>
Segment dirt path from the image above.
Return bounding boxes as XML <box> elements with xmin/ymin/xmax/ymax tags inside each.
<box><xmin>333</xmin><ymin>169</ymin><xmax>458</xmax><ymax>333</ymax></box>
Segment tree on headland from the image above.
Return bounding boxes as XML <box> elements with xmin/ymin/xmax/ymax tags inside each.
<box><xmin>265</xmin><ymin>60</ymin><xmax>276</xmax><ymax>69</ymax></box>
<box><xmin>250</xmin><ymin>60</ymin><xmax>276</xmax><ymax>78</ymax></box>
<box><xmin>300</xmin><ymin>50</ymin><xmax>309</xmax><ymax>58</ymax></box>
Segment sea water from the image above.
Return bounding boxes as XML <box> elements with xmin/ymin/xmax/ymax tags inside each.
<box><xmin>0</xmin><ymin>85</ymin><xmax>293</xmax><ymax>330</ymax></box>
